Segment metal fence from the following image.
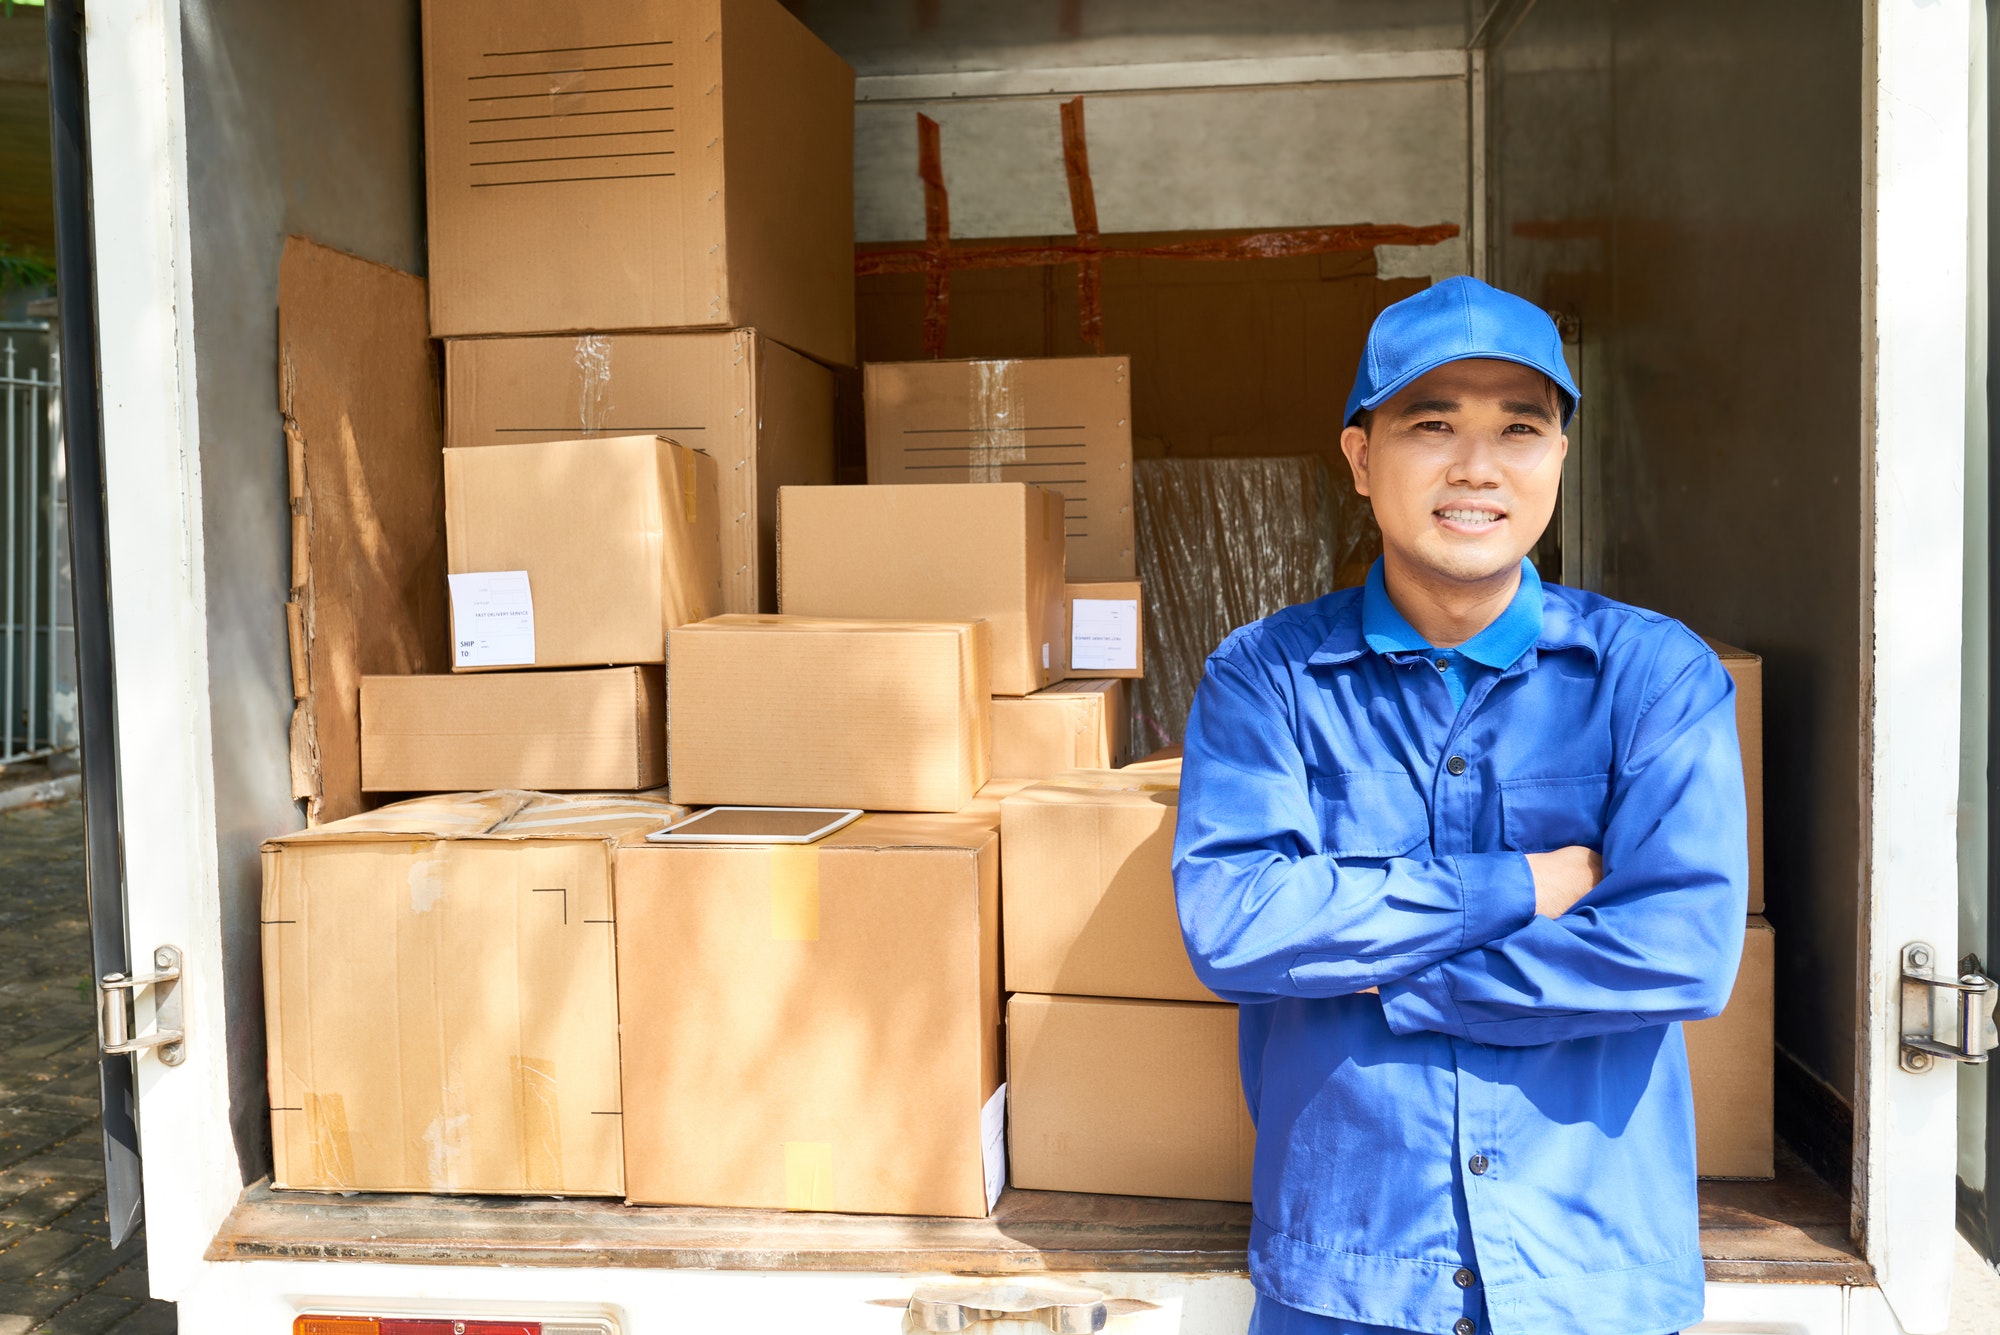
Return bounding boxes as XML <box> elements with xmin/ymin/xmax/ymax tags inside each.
<box><xmin>2</xmin><ymin>326</ymin><xmax>75</xmax><ymax>764</ymax></box>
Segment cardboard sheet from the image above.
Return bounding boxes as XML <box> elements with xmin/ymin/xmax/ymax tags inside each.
<box><xmin>777</xmin><ymin>482</ymin><xmax>1067</xmax><ymax>696</ymax></box>
<box><xmin>616</xmin><ymin>813</ymin><xmax>1001</xmax><ymax>1215</ymax></box>
<box><xmin>261</xmin><ymin>791</ymin><xmax>685</xmax><ymax>1195</ymax></box>
<box><xmin>1007</xmin><ymin>993</ymin><xmax>1253</xmax><ymax>1202</ymax></box>
<box><xmin>668</xmin><ymin>614</ymin><xmax>992</xmax><ymax>811</ymax></box>
<box><xmin>421</xmin><ymin>0</ymin><xmax>855</xmax><ymax>364</ymax></box>
<box><xmin>361</xmin><ymin>667</ymin><xmax>666</xmax><ymax>793</ymax></box>
<box><xmin>443</xmin><ymin>331</ymin><xmax>836</xmax><ymax>612</ymax></box>
<box><xmin>279</xmin><ymin>237</ymin><xmax>450</xmax><ymax>825</ymax></box>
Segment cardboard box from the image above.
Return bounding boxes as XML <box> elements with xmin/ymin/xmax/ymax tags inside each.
<box><xmin>1064</xmin><ymin>579</ymin><xmax>1144</xmax><ymax>678</ymax></box>
<box><xmin>1124</xmin><ymin>745</ymin><xmax>1182</xmax><ymax>774</ymax></box>
<box><xmin>261</xmin><ymin>790</ymin><xmax>686</xmax><ymax>1195</ymax></box>
<box><xmin>1705</xmin><ymin>640</ymin><xmax>1765</xmax><ymax>915</ymax></box>
<box><xmin>1687</xmin><ymin>916</ymin><xmax>1775</xmax><ymax>1179</ymax></box>
<box><xmin>1000</xmin><ymin>769</ymin><xmax>1213</xmax><ymax>1002</ymax></box>
<box><xmin>422</xmin><ymin>0</ymin><xmax>855</xmax><ymax>364</ymax></box>
<box><xmin>992</xmin><ymin>680</ymin><xmax>1129</xmax><ymax>780</ymax></box>
<box><xmin>959</xmin><ymin>778</ymin><xmax>1035</xmax><ymax>830</ymax></box>
<box><xmin>617</xmin><ymin>814</ymin><xmax>1003</xmax><ymax>1215</ymax></box>
<box><xmin>445</xmin><ymin>435</ymin><xmax>723</xmax><ymax>670</ymax></box>
<box><xmin>1007</xmin><ymin>993</ymin><xmax>1252</xmax><ymax>1202</ymax></box>
<box><xmin>864</xmin><ymin>357</ymin><xmax>1135</xmax><ymax>580</ymax></box>
<box><xmin>778</xmin><ymin>483</ymin><xmax>1066</xmax><ymax>696</ymax></box>
<box><xmin>443</xmin><ymin>331</ymin><xmax>836</xmax><ymax>613</ymax></box>
<box><xmin>668</xmin><ymin>615</ymin><xmax>991</xmax><ymax>811</ymax></box>
<box><xmin>361</xmin><ymin>668</ymin><xmax>665</xmax><ymax>793</ymax></box>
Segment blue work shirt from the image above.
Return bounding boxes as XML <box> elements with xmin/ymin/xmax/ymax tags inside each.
<box><xmin>1172</xmin><ymin>560</ymin><xmax>1748</xmax><ymax>1335</ymax></box>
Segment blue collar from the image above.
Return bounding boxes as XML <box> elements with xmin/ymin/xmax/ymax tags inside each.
<box><xmin>1360</xmin><ymin>558</ymin><xmax>1544</xmax><ymax>669</ymax></box>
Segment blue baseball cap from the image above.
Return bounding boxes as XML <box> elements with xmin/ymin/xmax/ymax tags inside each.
<box><xmin>1344</xmin><ymin>276</ymin><xmax>1579</xmax><ymax>427</ymax></box>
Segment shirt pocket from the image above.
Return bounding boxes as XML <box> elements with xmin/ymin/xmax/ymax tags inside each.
<box><xmin>1499</xmin><ymin>774</ymin><xmax>1612</xmax><ymax>853</ymax></box>
<box><xmin>1311</xmin><ymin>770</ymin><xmax>1431</xmax><ymax>858</ymax></box>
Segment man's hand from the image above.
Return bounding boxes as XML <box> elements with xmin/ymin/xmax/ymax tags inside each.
<box><xmin>1527</xmin><ymin>845</ymin><xmax>1602</xmax><ymax>918</ymax></box>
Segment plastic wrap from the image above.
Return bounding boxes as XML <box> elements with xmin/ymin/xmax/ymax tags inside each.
<box><xmin>1130</xmin><ymin>456</ymin><xmax>1378</xmax><ymax>751</ymax></box>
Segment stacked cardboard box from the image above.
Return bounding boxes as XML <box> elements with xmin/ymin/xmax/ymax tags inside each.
<box><xmin>999</xmin><ymin>768</ymin><xmax>1251</xmax><ymax>1201</ymax></box>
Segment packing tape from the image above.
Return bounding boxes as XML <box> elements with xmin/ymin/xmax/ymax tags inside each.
<box><xmin>783</xmin><ymin>1141</ymin><xmax>834</xmax><ymax>1211</ymax></box>
<box><xmin>515</xmin><ymin>1055</ymin><xmax>561</xmax><ymax>1193</ymax></box>
<box><xmin>769</xmin><ymin>845</ymin><xmax>819</xmax><ymax>941</ymax></box>
<box><xmin>305</xmin><ymin>1091</ymin><xmax>354</xmax><ymax>1189</ymax></box>
<box><xmin>573</xmin><ymin>334</ymin><xmax>611</xmax><ymax>435</ymax></box>
<box><xmin>681</xmin><ymin>446</ymin><xmax>699</xmax><ymax>524</ymax></box>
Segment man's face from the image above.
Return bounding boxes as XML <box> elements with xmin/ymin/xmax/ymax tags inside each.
<box><xmin>1338</xmin><ymin>358</ymin><xmax>1567</xmax><ymax>586</ymax></box>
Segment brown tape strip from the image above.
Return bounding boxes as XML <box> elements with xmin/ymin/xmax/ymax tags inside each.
<box><xmin>678</xmin><ymin>443</ymin><xmax>699</xmax><ymax>525</ymax></box>
<box><xmin>917</xmin><ymin>112</ymin><xmax>951</xmax><ymax>359</ymax></box>
<box><xmin>515</xmin><ymin>1055</ymin><xmax>562</xmax><ymax>1193</ymax></box>
<box><xmin>783</xmin><ymin>1141</ymin><xmax>834</xmax><ymax>1210</ymax></box>
<box><xmin>769</xmin><ymin>845</ymin><xmax>820</xmax><ymax>941</ymax></box>
<box><xmin>1060</xmin><ymin>96</ymin><xmax>1105</xmax><ymax>355</ymax></box>
<box><xmin>305</xmin><ymin>1091</ymin><xmax>354</xmax><ymax>1189</ymax></box>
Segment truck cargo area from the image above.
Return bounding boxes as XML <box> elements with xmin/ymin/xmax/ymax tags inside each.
<box><xmin>61</xmin><ymin>0</ymin><xmax>1970</xmax><ymax>1328</ymax></box>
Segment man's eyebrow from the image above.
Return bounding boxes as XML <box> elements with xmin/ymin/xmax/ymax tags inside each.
<box><xmin>1394</xmin><ymin>397</ymin><xmax>1459</xmax><ymax>418</ymax></box>
<box><xmin>1501</xmin><ymin>399</ymin><xmax>1557</xmax><ymax>423</ymax></box>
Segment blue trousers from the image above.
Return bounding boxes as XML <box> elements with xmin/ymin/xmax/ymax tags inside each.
<box><xmin>1249</xmin><ymin>1293</ymin><xmax>1680</xmax><ymax>1335</ymax></box>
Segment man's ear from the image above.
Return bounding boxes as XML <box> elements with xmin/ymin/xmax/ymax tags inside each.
<box><xmin>1339</xmin><ymin>424</ymin><xmax>1372</xmax><ymax>497</ymax></box>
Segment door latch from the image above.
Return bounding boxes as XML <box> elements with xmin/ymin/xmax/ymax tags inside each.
<box><xmin>905</xmin><ymin>1281</ymin><xmax>1112</xmax><ymax>1333</ymax></box>
<box><xmin>97</xmin><ymin>946</ymin><xmax>184</xmax><ymax>1067</ymax></box>
<box><xmin>1899</xmin><ymin>943</ymin><xmax>1998</xmax><ymax>1072</ymax></box>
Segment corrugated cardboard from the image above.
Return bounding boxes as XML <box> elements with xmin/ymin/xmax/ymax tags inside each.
<box><xmin>1124</xmin><ymin>745</ymin><xmax>1183</xmax><ymax>774</ymax></box>
<box><xmin>960</xmin><ymin>778</ymin><xmax>1035</xmax><ymax>830</ymax></box>
<box><xmin>778</xmin><ymin>483</ymin><xmax>1066</xmax><ymax>696</ymax></box>
<box><xmin>422</xmin><ymin>0</ymin><xmax>855</xmax><ymax>364</ymax></box>
<box><xmin>443</xmin><ymin>331</ymin><xmax>835</xmax><ymax>613</ymax></box>
<box><xmin>991</xmin><ymin>680</ymin><xmax>1129</xmax><ymax>780</ymax></box>
<box><xmin>864</xmin><ymin>356</ymin><xmax>1135</xmax><ymax>581</ymax></box>
<box><xmin>1705</xmin><ymin>639</ymin><xmax>1765</xmax><ymax>915</ymax></box>
<box><xmin>617</xmin><ymin>814</ymin><xmax>1002</xmax><ymax>1215</ymax></box>
<box><xmin>1000</xmin><ymin>769</ymin><xmax>1214</xmax><ymax>1002</ymax></box>
<box><xmin>1007</xmin><ymin>993</ymin><xmax>1253</xmax><ymax>1202</ymax></box>
<box><xmin>668</xmin><ymin>615</ymin><xmax>991</xmax><ymax>811</ymax></box>
<box><xmin>279</xmin><ymin>237</ymin><xmax>450</xmax><ymax>825</ymax></box>
<box><xmin>1687</xmin><ymin>916</ymin><xmax>1776</xmax><ymax>1179</ymax></box>
<box><xmin>445</xmin><ymin>435</ymin><xmax>723</xmax><ymax>669</ymax></box>
<box><xmin>261</xmin><ymin>790</ymin><xmax>686</xmax><ymax>1195</ymax></box>
<box><xmin>361</xmin><ymin>668</ymin><xmax>665</xmax><ymax>793</ymax></box>
<box><xmin>1064</xmin><ymin>579</ymin><xmax>1144</xmax><ymax>679</ymax></box>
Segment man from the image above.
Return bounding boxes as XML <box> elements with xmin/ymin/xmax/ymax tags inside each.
<box><xmin>1172</xmin><ymin>276</ymin><xmax>1748</xmax><ymax>1335</ymax></box>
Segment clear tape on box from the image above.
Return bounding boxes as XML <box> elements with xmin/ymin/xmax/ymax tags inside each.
<box><xmin>1131</xmin><ymin>456</ymin><xmax>1373</xmax><ymax>751</ymax></box>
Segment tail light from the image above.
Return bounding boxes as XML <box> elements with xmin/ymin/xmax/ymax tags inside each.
<box><xmin>295</xmin><ymin>1318</ymin><xmax>615</xmax><ymax>1335</ymax></box>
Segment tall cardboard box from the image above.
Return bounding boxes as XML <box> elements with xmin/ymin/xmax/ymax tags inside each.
<box><xmin>778</xmin><ymin>483</ymin><xmax>1066</xmax><ymax>696</ymax></box>
<box><xmin>444</xmin><ymin>331</ymin><xmax>835</xmax><ymax>613</ymax></box>
<box><xmin>421</xmin><ymin>0</ymin><xmax>855</xmax><ymax>365</ymax></box>
<box><xmin>865</xmin><ymin>357</ymin><xmax>1135</xmax><ymax>580</ymax></box>
<box><xmin>361</xmin><ymin>668</ymin><xmax>665</xmax><ymax>793</ymax></box>
<box><xmin>991</xmin><ymin>680</ymin><xmax>1129</xmax><ymax>780</ymax></box>
<box><xmin>617</xmin><ymin>814</ymin><xmax>1003</xmax><ymax>1215</ymax></box>
<box><xmin>1008</xmin><ymin>994</ymin><xmax>1253</xmax><ymax>1202</ymax></box>
<box><xmin>1687</xmin><ymin>917</ymin><xmax>1776</xmax><ymax>1179</ymax></box>
<box><xmin>1064</xmin><ymin>579</ymin><xmax>1144</xmax><ymax>679</ymax></box>
<box><xmin>668</xmin><ymin>615</ymin><xmax>991</xmax><ymax>811</ymax></box>
<box><xmin>445</xmin><ymin>435</ymin><xmax>723</xmax><ymax>669</ymax></box>
<box><xmin>261</xmin><ymin>791</ymin><xmax>685</xmax><ymax>1195</ymax></box>
<box><xmin>1001</xmin><ymin>770</ymin><xmax>1213</xmax><ymax>1002</ymax></box>
<box><xmin>1704</xmin><ymin>639</ymin><xmax>1765</xmax><ymax>914</ymax></box>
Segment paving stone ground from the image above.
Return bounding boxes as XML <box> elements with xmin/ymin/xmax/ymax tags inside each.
<box><xmin>0</xmin><ymin>797</ymin><xmax>173</xmax><ymax>1333</ymax></box>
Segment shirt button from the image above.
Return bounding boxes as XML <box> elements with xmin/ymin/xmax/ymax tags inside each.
<box><xmin>1434</xmin><ymin>657</ymin><xmax>1449</xmax><ymax>671</ymax></box>
<box><xmin>1454</xmin><ymin>1267</ymin><xmax>1476</xmax><ymax>1288</ymax></box>
<box><xmin>1468</xmin><ymin>1153</ymin><xmax>1489</xmax><ymax>1175</ymax></box>
<box><xmin>1446</xmin><ymin>755</ymin><xmax>1468</xmax><ymax>776</ymax></box>
<box><xmin>1454</xmin><ymin>1320</ymin><xmax>1477</xmax><ymax>1335</ymax></box>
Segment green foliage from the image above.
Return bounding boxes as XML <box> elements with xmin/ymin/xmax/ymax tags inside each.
<box><xmin>0</xmin><ymin>244</ymin><xmax>55</xmax><ymax>293</ymax></box>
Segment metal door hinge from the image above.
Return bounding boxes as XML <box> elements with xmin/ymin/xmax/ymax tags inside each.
<box><xmin>97</xmin><ymin>946</ymin><xmax>184</xmax><ymax>1066</ymax></box>
<box><xmin>1899</xmin><ymin>943</ymin><xmax>1998</xmax><ymax>1072</ymax></box>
